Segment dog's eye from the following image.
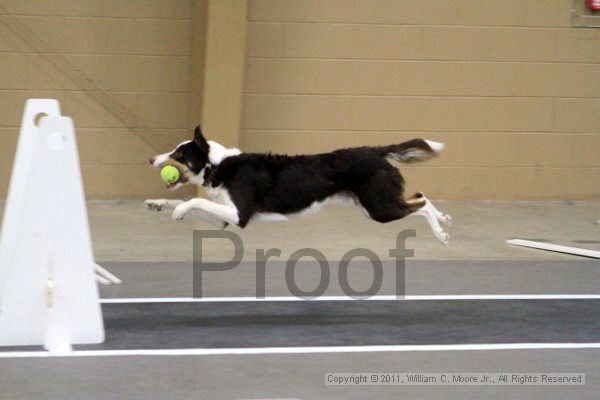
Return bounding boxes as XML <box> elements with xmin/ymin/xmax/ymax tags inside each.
<box><xmin>171</xmin><ymin>150</ymin><xmax>182</xmax><ymax>160</ymax></box>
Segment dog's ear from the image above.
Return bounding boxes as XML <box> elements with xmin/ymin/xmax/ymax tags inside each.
<box><xmin>194</xmin><ymin>125</ymin><xmax>209</xmax><ymax>152</ymax></box>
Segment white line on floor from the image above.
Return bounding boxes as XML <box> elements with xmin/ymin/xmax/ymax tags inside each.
<box><xmin>100</xmin><ymin>294</ymin><xmax>600</xmax><ymax>304</ymax></box>
<box><xmin>1</xmin><ymin>343</ymin><xmax>600</xmax><ymax>358</ymax></box>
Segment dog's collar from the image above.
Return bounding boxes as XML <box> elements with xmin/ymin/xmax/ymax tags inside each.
<box><xmin>202</xmin><ymin>165</ymin><xmax>215</xmax><ymax>187</ymax></box>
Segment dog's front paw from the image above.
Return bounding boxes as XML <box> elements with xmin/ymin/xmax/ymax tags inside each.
<box><xmin>434</xmin><ymin>230</ymin><xmax>450</xmax><ymax>246</ymax></box>
<box><xmin>172</xmin><ymin>203</ymin><xmax>190</xmax><ymax>220</ymax></box>
<box><xmin>144</xmin><ymin>199</ymin><xmax>168</xmax><ymax>212</ymax></box>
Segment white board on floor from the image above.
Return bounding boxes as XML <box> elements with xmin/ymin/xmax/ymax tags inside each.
<box><xmin>506</xmin><ymin>239</ymin><xmax>600</xmax><ymax>259</ymax></box>
<box><xmin>0</xmin><ymin>100</ymin><xmax>104</xmax><ymax>350</ymax></box>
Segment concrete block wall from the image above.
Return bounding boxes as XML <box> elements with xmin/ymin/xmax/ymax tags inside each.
<box><xmin>0</xmin><ymin>0</ymin><xmax>599</xmax><ymax>199</ymax></box>
<box><xmin>0</xmin><ymin>0</ymin><xmax>196</xmax><ymax>198</ymax></box>
<box><xmin>241</xmin><ymin>0</ymin><xmax>600</xmax><ymax>199</ymax></box>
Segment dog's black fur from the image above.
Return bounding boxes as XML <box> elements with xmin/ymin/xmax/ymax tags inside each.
<box><xmin>180</xmin><ymin>126</ymin><xmax>438</xmax><ymax>228</ymax></box>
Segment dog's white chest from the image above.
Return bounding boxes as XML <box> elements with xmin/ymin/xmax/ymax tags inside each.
<box><xmin>205</xmin><ymin>185</ymin><xmax>235</xmax><ymax>207</ymax></box>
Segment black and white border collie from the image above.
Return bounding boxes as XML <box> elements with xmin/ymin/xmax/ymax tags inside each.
<box><xmin>145</xmin><ymin>126</ymin><xmax>452</xmax><ymax>245</ymax></box>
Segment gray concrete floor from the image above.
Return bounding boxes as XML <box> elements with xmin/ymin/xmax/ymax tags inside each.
<box><xmin>97</xmin><ymin>260</ymin><xmax>600</xmax><ymax>298</ymax></box>
<box><xmin>1</xmin><ymin>200</ymin><xmax>599</xmax><ymax>400</ymax></box>
<box><xmin>87</xmin><ymin>200</ymin><xmax>600</xmax><ymax>262</ymax></box>
<box><xmin>2</xmin><ymin>350</ymin><xmax>599</xmax><ymax>400</ymax></box>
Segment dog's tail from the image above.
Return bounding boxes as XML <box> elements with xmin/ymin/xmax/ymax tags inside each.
<box><xmin>377</xmin><ymin>139</ymin><xmax>444</xmax><ymax>163</ymax></box>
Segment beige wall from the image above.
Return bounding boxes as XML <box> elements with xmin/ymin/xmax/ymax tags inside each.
<box><xmin>1</xmin><ymin>1</ymin><xmax>599</xmax><ymax>200</ymax></box>
<box><xmin>0</xmin><ymin>0</ymin><xmax>248</xmax><ymax>199</ymax></box>
<box><xmin>241</xmin><ymin>0</ymin><xmax>600</xmax><ymax>199</ymax></box>
<box><xmin>0</xmin><ymin>0</ymin><xmax>197</xmax><ymax>198</ymax></box>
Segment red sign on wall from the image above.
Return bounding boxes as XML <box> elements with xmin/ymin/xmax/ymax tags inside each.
<box><xmin>588</xmin><ymin>0</ymin><xmax>600</xmax><ymax>11</ymax></box>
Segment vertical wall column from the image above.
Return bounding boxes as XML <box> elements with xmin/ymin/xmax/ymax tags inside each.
<box><xmin>189</xmin><ymin>0</ymin><xmax>247</xmax><ymax>149</ymax></box>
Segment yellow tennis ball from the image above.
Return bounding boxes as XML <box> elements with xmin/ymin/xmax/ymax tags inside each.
<box><xmin>160</xmin><ymin>165</ymin><xmax>180</xmax><ymax>185</ymax></box>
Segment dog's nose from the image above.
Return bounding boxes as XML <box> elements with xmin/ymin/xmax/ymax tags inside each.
<box><xmin>149</xmin><ymin>157</ymin><xmax>155</xmax><ymax>165</ymax></box>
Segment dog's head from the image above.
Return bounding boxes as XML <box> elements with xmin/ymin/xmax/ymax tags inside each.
<box><xmin>149</xmin><ymin>125</ymin><xmax>213</xmax><ymax>190</ymax></box>
<box><xmin>150</xmin><ymin>125</ymin><xmax>242</xmax><ymax>190</ymax></box>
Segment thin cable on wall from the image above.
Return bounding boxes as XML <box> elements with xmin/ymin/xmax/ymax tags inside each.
<box><xmin>0</xmin><ymin>2</ymin><xmax>163</xmax><ymax>152</ymax></box>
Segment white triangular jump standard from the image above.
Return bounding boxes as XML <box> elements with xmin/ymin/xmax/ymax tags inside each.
<box><xmin>0</xmin><ymin>99</ymin><xmax>117</xmax><ymax>352</ymax></box>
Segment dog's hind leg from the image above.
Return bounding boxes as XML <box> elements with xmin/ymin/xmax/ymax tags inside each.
<box><xmin>413</xmin><ymin>204</ymin><xmax>449</xmax><ymax>246</ymax></box>
<box><xmin>407</xmin><ymin>192</ymin><xmax>452</xmax><ymax>227</ymax></box>
<box><xmin>407</xmin><ymin>193</ymin><xmax>450</xmax><ymax>246</ymax></box>
<box><xmin>357</xmin><ymin>190</ymin><xmax>422</xmax><ymax>223</ymax></box>
<box><xmin>355</xmin><ymin>168</ymin><xmax>425</xmax><ymax>223</ymax></box>
<box><xmin>360</xmin><ymin>201</ymin><xmax>415</xmax><ymax>223</ymax></box>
